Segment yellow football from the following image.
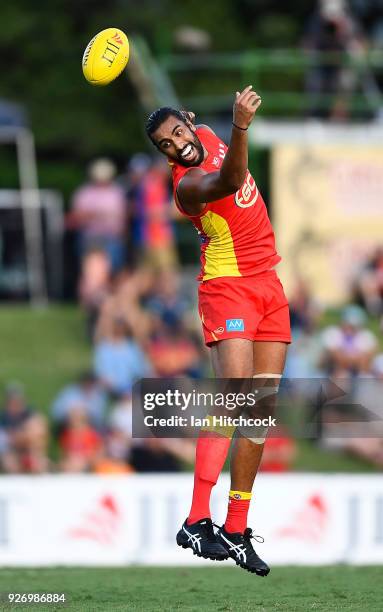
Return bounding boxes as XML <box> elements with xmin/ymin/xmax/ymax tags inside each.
<box><xmin>82</xmin><ymin>28</ymin><xmax>129</xmax><ymax>86</ymax></box>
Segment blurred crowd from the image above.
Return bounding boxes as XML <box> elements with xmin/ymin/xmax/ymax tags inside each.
<box><xmin>0</xmin><ymin>154</ymin><xmax>209</xmax><ymax>476</ymax></box>
<box><xmin>1</xmin><ymin>154</ymin><xmax>383</xmax><ymax>474</ymax></box>
<box><xmin>303</xmin><ymin>0</ymin><xmax>383</xmax><ymax>120</ymax></box>
<box><xmin>2</xmin><ymin>154</ymin><xmax>207</xmax><ymax>476</ymax></box>
<box><xmin>285</xmin><ymin>247</ymin><xmax>383</xmax><ymax>467</ymax></box>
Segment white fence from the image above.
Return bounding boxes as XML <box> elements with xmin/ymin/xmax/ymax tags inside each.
<box><xmin>0</xmin><ymin>474</ymin><xmax>382</xmax><ymax>566</ymax></box>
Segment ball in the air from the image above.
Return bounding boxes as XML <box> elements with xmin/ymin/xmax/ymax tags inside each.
<box><xmin>82</xmin><ymin>28</ymin><xmax>129</xmax><ymax>86</ymax></box>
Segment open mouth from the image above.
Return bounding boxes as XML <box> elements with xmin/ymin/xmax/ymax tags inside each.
<box><xmin>180</xmin><ymin>144</ymin><xmax>195</xmax><ymax>162</ymax></box>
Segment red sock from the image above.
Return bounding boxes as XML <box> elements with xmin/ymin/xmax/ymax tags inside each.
<box><xmin>187</xmin><ymin>434</ymin><xmax>231</xmax><ymax>525</ymax></box>
<box><xmin>224</xmin><ymin>491</ymin><xmax>252</xmax><ymax>534</ymax></box>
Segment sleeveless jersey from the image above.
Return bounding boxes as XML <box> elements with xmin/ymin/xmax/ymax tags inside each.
<box><xmin>171</xmin><ymin>127</ymin><xmax>281</xmax><ymax>281</ymax></box>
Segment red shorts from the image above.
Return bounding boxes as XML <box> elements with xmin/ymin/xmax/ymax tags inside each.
<box><xmin>198</xmin><ymin>270</ymin><xmax>291</xmax><ymax>346</ymax></box>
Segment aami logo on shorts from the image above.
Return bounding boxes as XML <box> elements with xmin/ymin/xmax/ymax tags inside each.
<box><xmin>226</xmin><ymin>318</ymin><xmax>244</xmax><ymax>332</ymax></box>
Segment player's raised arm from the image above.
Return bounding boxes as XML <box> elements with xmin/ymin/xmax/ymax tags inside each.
<box><xmin>178</xmin><ymin>86</ymin><xmax>261</xmax><ymax>214</ymax></box>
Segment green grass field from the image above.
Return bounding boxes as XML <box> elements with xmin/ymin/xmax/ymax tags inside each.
<box><xmin>0</xmin><ymin>566</ymin><xmax>382</xmax><ymax>611</ymax></box>
<box><xmin>0</xmin><ymin>306</ymin><xmax>90</xmax><ymax>412</ymax></box>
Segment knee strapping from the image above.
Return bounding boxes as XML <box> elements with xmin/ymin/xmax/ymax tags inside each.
<box><xmin>238</xmin><ymin>373</ymin><xmax>281</xmax><ymax>444</ymax></box>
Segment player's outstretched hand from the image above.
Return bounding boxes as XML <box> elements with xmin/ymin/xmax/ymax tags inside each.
<box><xmin>233</xmin><ymin>86</ymin><xmax>261</xmax><ymax>130</ymax></box>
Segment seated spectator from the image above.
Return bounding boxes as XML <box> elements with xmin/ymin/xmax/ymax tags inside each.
<box><xmin>94</xmin><ymin>318</ymin><xmax>152</xmax><ymax>396</ymax></box>
<box><xmin>319</xmin><ymin>305</ymin><xmax>377</xmax><ymax>376</ymax></box>
<box><xmin>339</xmin><ymin>354</ymin><xmax>383</xmax><ymax>467</ymax></box>
<box><xmin>95</xmin><ymin>267</ymin><xmax>154</xmax><ymax>346</ymax></box>
<box><xmin>145</xmin><ymin>268</ymin><xmax>191</xmax><ymax>331</ymax></box>
<box><xmin>285</xmin><ymin>279</ymin><xmax>323</xmax><ymax>378</ymax></box>
<box><xmin>0</xmin><ymin>382</ymin><xmax>49</xmax><ymax>473</ymax></box>
<box><xmin>289</xmin><ymin>278</ymin><xmax>322</xmax><ymax>334</ymax></box>
<box><xmin>106</xmin><ymin>391</ymin><xmax>195</xmax><ymax>472</ymax></box>
<box><xmin>106</xmin><ymin>392</ymin><xmax>133</xmax><ymax>463</ymax></box>
<box><xmin>93</xmin><ymin>393</ymin><xmax>135</xmax><ymax>475</ymax></box>
<box><xmin>21</xmin><ymin>414</ymin><xmax>50</xmax><ymax>473</ymax></box>
<box><xmin>354</xmin><ymin>247</ymin><xmax>383</xmax><ymax>316</ymax></box>
<box><xmin>59</xmin><ymin>405</ymin><xmax>103</xmax><ymax>472</ymax></box>
<box><xmin>51</xmin><ymin>371</ymin><xmax>107</xmax><ymax>432</ymax></box>
<box><xmin>147</xmin><ymin>325</ymin><xmax>203</xmax><ymax>378</ymax></box>
<box><xmin>284</xmin><ymin>331</ymin><xmax>322</xmax><ymax>379</ymax></box>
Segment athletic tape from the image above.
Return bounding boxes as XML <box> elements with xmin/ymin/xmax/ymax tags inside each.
<box><xmin>238</xmin><ymin>372</ymin><xmax>282</xmax><ymax>444</ymax></box>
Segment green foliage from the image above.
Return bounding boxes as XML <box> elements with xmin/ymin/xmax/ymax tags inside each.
<box><xmin>0</xmin><ymin>1</ymin><xmax>308</xmax><ymax>154</ymax></box>
<box><xmin>0</xmin><ymin>0</ymin><xmax>144</xmax><ymax>160</ymax></box>
<box><xmin>0</xmin><ymin>1</ymin><xmax>313</xmax><ymax>197</ymax></box>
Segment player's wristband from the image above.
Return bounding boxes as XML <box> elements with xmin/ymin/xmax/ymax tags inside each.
<box><xmin>232</xmin><ymin>122</ymin><xmax>248</xmax><ymax>131</ymax></box>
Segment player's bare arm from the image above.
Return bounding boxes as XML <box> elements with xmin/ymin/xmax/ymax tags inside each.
<box><xmin>177</xmin><ymin>86</ymin><xmax>262</xmax><ymax>215</ymax></box>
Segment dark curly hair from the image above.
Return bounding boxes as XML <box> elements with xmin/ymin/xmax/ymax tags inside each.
<box><xmin>145</xmin><ymin>107</ymin><xmax>186</xmax><ymax>143</ymax></box>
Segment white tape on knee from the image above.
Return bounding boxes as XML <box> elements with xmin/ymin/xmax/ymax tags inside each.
<box><xmin>239</xmin><ymin>426</ymin><xmax>268</xmax><ymax>444</ymax></box>
<box><xmin>238</xmin><ymin>373</ymin><xmax>282</xmax><ymax>444</ymax></box>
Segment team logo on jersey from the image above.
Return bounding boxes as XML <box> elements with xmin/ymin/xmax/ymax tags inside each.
<box><xmin>214</xmin><ymin>326</ymin><xmax>224</xmax><ymax>335</ymax></box>
<box><xmin>226</xmin><ymin>319</ymin><xmax>244</xmax><ymax>332</ymax></box>
<box><xmin>235</xmin><ymin>172</ymin><xmax>259</xmax><ymax>208</ymax></box>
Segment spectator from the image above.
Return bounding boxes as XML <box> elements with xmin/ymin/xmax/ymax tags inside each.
<box><xmin>94</xmin><ymin>317</ymin><xmax>152</xmax><ymax>396</ymax></box>
<box><xmin>67</xmin><ymin>158</ymin><xmax>127</xmax><ymax>273</ymax></box>
<box><xmin>59</xmin><ymin>405</ymin><xmax>103</xmax><ymax>472</ymax></box>
<box><xmin>138</xmin><ymin>157</ymin><xmax>177</xmax><ymax>270</ymax></box>
<box><xmin>78</xmin><ymin>247</ymin><xmax>112</xmax><ymax>339</ymax></box>
<box><xmin>0</xmin><ymin>383</ymin><xmax>49</xmax><ymax>473</ymax></box>
<box><xmin>122</xmin><ymin>153</ymin><xmax>151</xmax><ymax>266</ymax></box>
<box><xmin>106</xmin><ymin>391</ymin><xmax>195</xmax><ymax>472</ymax></box>
<box><xmin>147</xmin><ymin>325</ymin><xmax>203</xmax><ymax>378</ymax></box>
<box><xmin>106</xmin><ymin>392</ymin><xmax>133</xmax><ymax>463</ymax></box>
<box><xmin>319</xmin><ymin>304</ymin><xmax>377</xmax><ymax>376</ymax></box>
<box><xmin>51</xmin><ymin>372</ymin><xmax>107</xmax><ymax>432</ymax></box>
<box><xmin>354</xmin><ymin>246</ymin><xmax>383</xmax><ymax>316</ymax></box>
<box><xmin>289</xmin><ymin>278</ymin><xmax>322</xmax><ymax>334</ymax></box>
<box><xmin>95</xmin><ymin>268</ymin><xmax>154</xmax><ymax>346</ymax></box>
<box><xmin>123</xmin><ymin>155</ymin><xmax>177</xmax><ymax>269</ymax></box>
<box><xmin>303</xmin><ymin>0</ymin><xmax>366</xmax><ymax>120</ymax></box>
<box><xmin>145</xmin><ymin>268</ymin><xmax>192</xmax><ymax>336</ymax></box>
<box><xmin>284</xmin><ymin>279</ymin><xmax>323</xmax><ymax>378</ymax></box>
<box><xmin>321</xmin><ymin>355</ymin><xmax>383</xmax><ymax>465</ymax></box>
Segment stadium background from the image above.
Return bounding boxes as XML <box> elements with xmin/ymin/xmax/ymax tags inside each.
<box><xmin>1</xmin><ymin>0</ymin><xmax>383</xmax><ymax>609</ymax></box>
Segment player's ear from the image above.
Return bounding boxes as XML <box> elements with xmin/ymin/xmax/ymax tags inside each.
<box><xmin>181</xmin><ymin>110</ymin><xmax>196</xmax><ymax>131</ymax></box>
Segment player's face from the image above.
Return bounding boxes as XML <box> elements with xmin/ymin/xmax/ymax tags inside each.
<box><xmin>152</xmin><ymin>117</ymin><xmax>205</xmax><ymax>167</ymax></box>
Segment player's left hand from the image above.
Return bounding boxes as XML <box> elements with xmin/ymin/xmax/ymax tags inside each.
<box><xmin>233</xmin><ymin>86</ymin><xmax>262</xmax><ymax>130</ymax></box>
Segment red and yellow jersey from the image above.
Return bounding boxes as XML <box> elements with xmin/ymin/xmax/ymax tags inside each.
<box><xmin>171</xmin><ymin>127</ymin><xmax>281</xmax><ymax>281</ymax></box>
